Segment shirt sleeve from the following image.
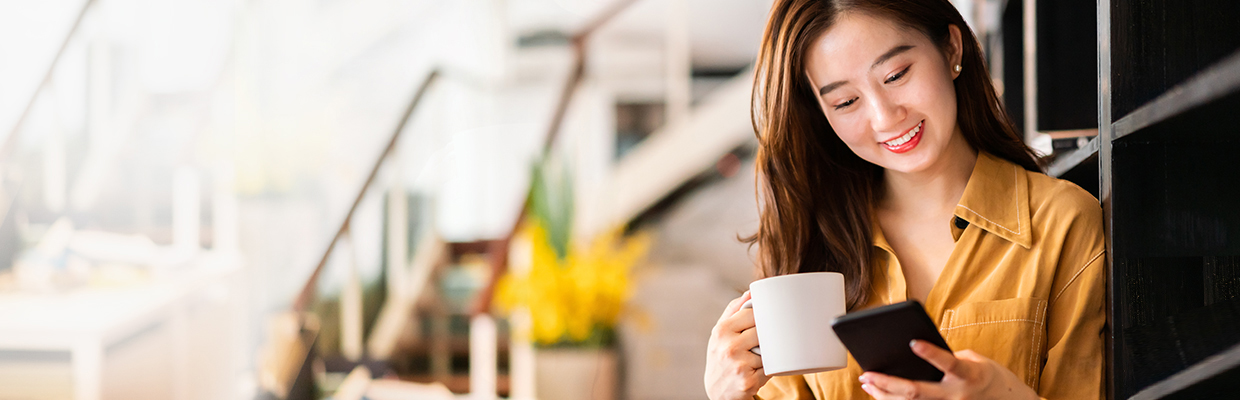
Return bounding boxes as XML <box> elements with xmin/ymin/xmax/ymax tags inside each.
<box><xmin>1037</xmin><ymin>248</ymin><xmax>1106</xmax><ymax>399</ymax></box>
<box><xmin>754</xmin><ymin>374</ymin><xmax>814</xmax><ymax>400</ymax></box>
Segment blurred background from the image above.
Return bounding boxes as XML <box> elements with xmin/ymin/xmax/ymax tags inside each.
<box><xmin>0</xmin><ymin>0</ymin><xmax>1098</xmax><ymax>399</ymax></box>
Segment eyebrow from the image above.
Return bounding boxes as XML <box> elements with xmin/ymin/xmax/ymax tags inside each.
<box><xmin>817</xmin><ymin>44</ymin><xmax>916</xmax><ymax>96</ymax></box>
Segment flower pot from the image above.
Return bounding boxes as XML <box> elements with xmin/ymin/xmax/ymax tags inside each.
<box><xmin>533</xmin><ymin>347</ymin><xmax>618</xmax><ymax>400</ymax></box>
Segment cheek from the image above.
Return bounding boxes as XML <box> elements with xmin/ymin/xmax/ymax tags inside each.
<box><xmin>824</xmin><ymin>114</ymin><xmax>869</xmax><ymax>147</ymax></box>
<box><xmin>903</xmin><ymin>78</ymin><xmax>944</xmax><ymax>109</ymax></box>
<box><xmin>921</xmin><ymin>73</ymin><xmax>959</xmax><ymax>119</ymax></box>
<box><xmin>933</xmin><ymin>78</ymin><xmax>957</xmax><ymax>106</ymax></box>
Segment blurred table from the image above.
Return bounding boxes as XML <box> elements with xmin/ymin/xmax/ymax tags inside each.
<box><xmin>0</xmin><ymin>252</ymin><xmax>243</xmax><ymax>400</ymax></box>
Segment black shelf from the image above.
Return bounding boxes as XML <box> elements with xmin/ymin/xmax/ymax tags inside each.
<box><xmin>1001</xmin><ymin>0</ymin><xmax>1024</xmax><ymax>134</ymax></box>
<box><xmin>1047</xmin><ymin>136</ymin><xmax>1098</xmax><ymax>178</ymax></box>
<box><xmin>1035</xmin><ymin>0</ymin><xmax>1097</xmax><ymax>131</ymax></box>
<box><xmin>1130</xmin><ymin>342</ymin><xmax>1240</xmax><ymax>400</ymax></box>
<box><xmin>1047</xmin><ymin>136</ymin><xmax>1098</xmax><ymax>198</ymax></box>
<box><xmin>1113</xmin><ymin>257</ymin><xmax>1240</xmax><ymax>395</ymax></box>
<box><xmin>1001</xmin><ymin>0</ymin><xmax>1099</xmax><ymax>135</ymax></box>
<box><xmin>1110</xmin><ymin>0</ymin><xmax>1240</xmax><ymax>121</ymax></box>
<box><xmin>1107</xmin><ymin>89</ymin><xmax>1240</xmax><ymax>397</ymax></box>
<box><xmin>1105</xmin><ymin>1</ymin><xmax>1240</xmax><ymax>397</ymax></box>
<box><xmin>1110</xmin><ymin>113</ymin><xmax>1240</xmax><ymax>260</ymax></box>
<box><xmin>1113</xmin><ymin>49</ymin><xmax>1240</xmax><ymax>141</ymax></box>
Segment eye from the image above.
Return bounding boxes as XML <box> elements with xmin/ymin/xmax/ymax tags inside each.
<box><xmin>884</xmin><ymin>66</ymin><xmax>911</xmax><ymax>84</ymax></box>
<box><xmin>834</xmin><ymin>97</ymin><xmax>857</xmax><ymax>110</ymax></box>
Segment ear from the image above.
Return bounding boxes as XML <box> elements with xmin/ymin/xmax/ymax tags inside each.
<box><xmin>946</xmin><ymin>24</ymin><xmax>964</xmax><ymax>79</ymax></box>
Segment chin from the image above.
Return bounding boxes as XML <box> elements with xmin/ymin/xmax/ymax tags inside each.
<box><xmin>876</xmin><ymin>150</ymin><xmax>940</xmax><ymax>174</ymax></box>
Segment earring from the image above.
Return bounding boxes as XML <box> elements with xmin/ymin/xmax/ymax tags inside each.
<box><xmin>954</xmin><ymin>64</ymin><xmax>962</xmax><ymax>73</ymax></box>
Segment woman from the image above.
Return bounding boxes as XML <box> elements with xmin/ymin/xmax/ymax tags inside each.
<box><xmin>704</xmin><ymin>0</ymin><xmax>1105</xmax><ymax>399</ymax></box>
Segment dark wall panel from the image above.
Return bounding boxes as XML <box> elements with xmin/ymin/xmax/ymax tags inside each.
<box><xmin>1036</xmin><ymin>0</ymin><xmax>1098</xmax><ymax>131</ymax></box>
<box><xmin>1111</xmin><ymin>0</ymin><xmax>1240</xmax><ymax>121</ymax></box>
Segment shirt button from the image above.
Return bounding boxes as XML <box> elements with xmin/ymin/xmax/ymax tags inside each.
<box><xmin>954</xmin><ymin>217</ymin><xmax>969</xmax><ymax>230</ymax></box>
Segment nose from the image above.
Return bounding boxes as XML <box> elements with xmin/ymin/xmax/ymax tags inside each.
<box><xmin>868</xmin><ymin>92</ymin><xmax>907</xmax><ymax>134</ymax></box>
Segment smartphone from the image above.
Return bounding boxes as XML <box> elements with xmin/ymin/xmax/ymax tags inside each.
<box><xmin>830</xmin><ymin>300</ymin><xmax>951</xmax><ymax>382</ymax></box>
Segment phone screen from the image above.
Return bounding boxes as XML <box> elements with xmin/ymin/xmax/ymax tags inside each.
<box><xmin>830</xmin><ymin>300</ymin><xmax>951</xmax><ymax>381</ymax></box>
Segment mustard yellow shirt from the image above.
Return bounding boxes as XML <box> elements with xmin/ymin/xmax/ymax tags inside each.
<box><xmin>755</xmin><ymin>151</ymin><xmax>1106</xmax><ymax>400</ymax></box>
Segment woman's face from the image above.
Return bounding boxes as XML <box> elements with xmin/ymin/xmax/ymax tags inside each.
<box><xmin>804</xmin><ymin>13</ymin><xmax>964</xmax><ymax>174</ymax></box>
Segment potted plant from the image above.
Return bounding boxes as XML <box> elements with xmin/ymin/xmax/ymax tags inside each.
<box><xmin>494</xmin><ymin>158</ymin><xmax>650</xmax><ymax>400</ymax></box>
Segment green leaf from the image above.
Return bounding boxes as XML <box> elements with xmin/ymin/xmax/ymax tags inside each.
<box><xmin>528</xmin><ymin>155</ymin><xmax>573</xmax><ymax>260</ymax></box>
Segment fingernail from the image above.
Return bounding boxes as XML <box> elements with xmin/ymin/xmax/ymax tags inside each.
<box><xmin>861</xmin><ymin>384</ymin><xmax>871</xmax><ymax>392</ymax></box>
<box><xmin>858</xmin><ymin>375</ymin><xmax>869</xmax><ymax>384</ymax></box>
<box><xmin>909</xmin><ymin>339</ymin><xmax>918</xmax><ymax>348</ymax></box>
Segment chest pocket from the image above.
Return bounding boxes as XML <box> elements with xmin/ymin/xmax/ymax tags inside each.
<box><xmin>939</xmin><ymin>297</ymin><xmax>1048</xmax><ymax>389</ymax></box>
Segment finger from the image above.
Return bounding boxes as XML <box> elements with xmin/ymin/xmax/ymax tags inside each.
<box><xmin>718</xmin><ymin>291</ymin><xmax>752</xmax><ymax>322</ymax></box>
<box><xmin>955</xmin><ymin>349</ymin><xmax>988</xmax><ymax>363</ymax></box>
<box><xmin>734</xmin><ymin>322</ymin><xmax>760</xmax><ymax>350</ymax></box>
<box><xmin>753</xmin><ymin>368</ymin><xmax>772</xmax><ymax>386</ymax></box>
<box><xmin>861</xmin><ymin>372</ymin><xmax>947</xmax><ymax>399</ymax></box>
<box><xmin>859</xmin><ymin>379</ymin><xmax>898</xmax><ymax>400</ymax></box>
<box><xmin>720</xmin><ymin>306</ymin><xmax>756</xmax><ymax>334</ymax></box>
<box><xmin>745</xmin><ymin>366</ymin><xmax>774</xmax><ymax>395</ymax></box>
<box><xmin>910</xmin><ymin>339</ymin><xmax>963</xmax><ymax>376</ymax></box>
<box><xmin>860</xmin><ymin>372</ymin><xmax>910</xmax><ymax>395</ymax></box>
<box><xmin>733</xmin><ymin>328</ymin><xmax>764</xmax><ymax>369</ymax></box>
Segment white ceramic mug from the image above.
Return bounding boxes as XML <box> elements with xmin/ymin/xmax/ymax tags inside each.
<box><xmin>742</xmin><ymin>272</ymin><xmax>848</xmax><ymax>376</ymax></box>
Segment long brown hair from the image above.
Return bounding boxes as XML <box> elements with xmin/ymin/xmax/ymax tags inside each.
<box><xmin>746</xmin><ymin>0</ymin><xmax>1041</xmax><ymax>311</ymax></box>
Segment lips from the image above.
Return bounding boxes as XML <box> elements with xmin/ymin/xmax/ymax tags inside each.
<box><xmin>880</xmin><ymin>120</ymin><xmax>923</xmax><ymax>154</ymax></box>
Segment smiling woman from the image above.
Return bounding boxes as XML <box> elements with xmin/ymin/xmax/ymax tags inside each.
<box><xmin>704</xmin><ymin>1</ymin><xmax>1105</xmax><ymax>400</ymax></box>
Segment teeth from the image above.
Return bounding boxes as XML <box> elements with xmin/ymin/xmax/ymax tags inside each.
<box><xmin>884</xmin><ymin>121</ymin><xmax>921</xmax><ymax>147</ymax></box>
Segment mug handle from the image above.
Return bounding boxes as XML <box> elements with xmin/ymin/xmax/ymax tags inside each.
<box><xmin>740</xmin><ymin>300</ymin><xmax>762</xmax><ymax>356</ymax></box>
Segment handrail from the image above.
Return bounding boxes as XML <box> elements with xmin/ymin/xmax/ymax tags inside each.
<box><xmin>292</xmin><ymin>69</ymin><xmax>441</xmax><ymax>314</ymax></box>
<box><xmin>575</xmin><ymin>0</ymin><xmax>643</xmax><ymax>42</ymax></box>
<box><xmin>471</xmin><ymin>0</ymin><xmax>641</xmax><ymax>315</ymax></box>
<box><xmin>0</xmin><ymin>0</ymin><xmax>98</xmax><ymax>164</ymax></box>
<box><xmin>0</xmin><ymin>0</ymin><xmax>97</xmax><ymax>231</ymax></box>
<box><xmin>290</xmin><ymin>0</ymin><xmax>641</xmax><ymax>317</ymax></box>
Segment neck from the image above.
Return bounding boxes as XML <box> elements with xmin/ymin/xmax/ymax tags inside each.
<box><xmin>880</xmin><ymin>128</ymin><xmax>978</xmax><ymax>217</ymax></box>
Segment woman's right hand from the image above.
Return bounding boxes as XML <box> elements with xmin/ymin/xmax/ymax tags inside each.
<box><xmin>705</xmin><ymin>291</ymin><xmax>769</xmax><ymax>400</ymax></box>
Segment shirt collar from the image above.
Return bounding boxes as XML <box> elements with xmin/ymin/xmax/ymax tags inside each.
<box><xmin>952</xmin><ymin>151</ymin><xmax>1033</xmax><ymax>249</ymax></box>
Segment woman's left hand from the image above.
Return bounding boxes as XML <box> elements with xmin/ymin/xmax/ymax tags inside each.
<box><xmin>858</xmin><ymin>340</ymin><xmax>1040</xmax><ymax>400</ymax></box>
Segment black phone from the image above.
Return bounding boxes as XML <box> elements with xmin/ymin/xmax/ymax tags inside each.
<box><xmin>830</xmin><ymin>300</ymin><xmax>951</xmax><ymax>382</ymax></box>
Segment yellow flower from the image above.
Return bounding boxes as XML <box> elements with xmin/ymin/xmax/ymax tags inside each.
<box><xmin>494</xmin><ymin>218</ymin><xmax>651</xmax><ymax>347</ymax></box>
